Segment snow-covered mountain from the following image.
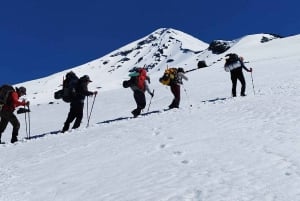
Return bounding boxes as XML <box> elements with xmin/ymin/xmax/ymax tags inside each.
<box><xmin>19</xmin><ymin>28</ymin><xmax>210</xmax><ymax>104</ymax></box>
<box><xmin>1</xmin><ymin>28</ymin><xmax>300</xmax><ymax>201</ymax></box>
<box><xmin>18</xmin><ymin>28</ymin><xmax>285</xmax><ymax>105</ymax></box>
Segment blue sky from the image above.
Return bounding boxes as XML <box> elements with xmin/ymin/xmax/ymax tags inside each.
<box><xmin>1</xmin><ymin>0</ymin><xmax>299</xmax><ymax>84</ymax></box>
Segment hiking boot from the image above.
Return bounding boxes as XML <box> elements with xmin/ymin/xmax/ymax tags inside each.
<box><xmin>241</xmin><ymin>93</ymin><xmax>246</xmax><ymax>97</ymax></box>
<box><xmin>131</xmin><ymin>111</ymin><xmax>138</xmax><ymax>118</ymax></box>
<box><xmin>168</xmin><ymin>102</ymin><xmax>179</xmax><ymax>109</ymax></box>
<box><xmin>131</xmin><ymin>109</ymin><xmax>141</xmax><ymax>118</ymax></box>
<box><xmin>62</xmin><ymin>123</ymin><xmax>70</xmax><ymax>133</ymax></box>
<box><xmin>11</xmin><ymin>136</ymin><xmax>18</xmax><ymax>143</ymax></box>
<box><xmin>169</xmin><ymin>105</ymin><xmax>179</xmax><ymax>109</ymax></box>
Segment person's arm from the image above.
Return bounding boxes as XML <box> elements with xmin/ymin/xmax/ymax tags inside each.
<box><xmin>144</xmin><ymin>81</ymin><xmax>153</xmax><ymax>96</ymax></box>
<box><xmin>80</xmin><ymin>83</ymin><xmax>95</xmax><ymax>96</ymax></box>
<box><xmin>178</xmin><ymin>72</ymin><xmax>188</xmax><ymax>81</ymax></box>
<box><xmin>11</xmin><ymin>92</ymin><xmax>26</xmax><ymax>108</ymax></box>
<box><xmin>240</xmin><ymin>60</ymin><xmax>252</xmax><ymax>72</ymax></box>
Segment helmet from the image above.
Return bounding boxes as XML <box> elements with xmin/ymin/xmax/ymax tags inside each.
<box><xmin>18</xmin><ymin>86</ymin><xmax>27</xmax><ymax>95</ymax></box>
<box><xmin>80</xmin><ymin>75</ymin><xmax>92</xmax><ymax>82</ymax></box>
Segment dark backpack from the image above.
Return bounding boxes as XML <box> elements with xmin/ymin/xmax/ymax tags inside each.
<box><xmin>62</xmin><ymin>72</ymin><xmax>79</xmax><ymax>102</ymax></box>
<box><xmin>54</xmin><ymin>71</ymin><xmax>79</xmax><ymax>102</ymax></box>
<box><xmin>225</xmin><ymin>53</ymin><xmax>240</xmax><ymax>64</ymax></box>
<box><xmin>0</xmin><ymin>85</ymin><xmax>15</xmax><ymax>105</ymax></box>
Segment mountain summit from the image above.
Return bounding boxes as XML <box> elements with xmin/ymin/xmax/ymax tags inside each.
<box><xmin>104</xmin><ymin>28</ymin><xmax>208</xmax><ymax>71</ymax></box>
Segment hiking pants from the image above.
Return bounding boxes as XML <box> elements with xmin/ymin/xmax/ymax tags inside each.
<box><xmin>230</xmin><ymin>69</ymin><xmax>246</xmax><ymax>96</ymax></box>
<box><xmin>63</xmin><ymin>101</ymin><xmax>84</xmax><ymax>132</ymax></box>
<box><xmin>0</xmin><ymin>110</ymin><xmax>20</xmax><ymax>140</ymax></box>
<box><xmin>132</xmin><ymin>90</ymin><xmax>146</xmax><ymax>116</ymax></box>
<box><xmin>169</xmin><ymin>84</ymin><xmax>181</xmax><ymax>108</ymax></box>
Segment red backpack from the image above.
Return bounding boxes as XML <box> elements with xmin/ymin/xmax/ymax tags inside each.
<box><xmin>128</xmin><ymin>68</ymin><xmax>148</xmax><ymax>91</ymax></box>
<box><xmin>137</xmin><ymin>68</ymin><xmax>147</xmax><ymax>90</ymax></box>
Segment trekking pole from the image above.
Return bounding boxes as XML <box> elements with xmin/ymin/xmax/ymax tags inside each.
<box><xmin>86</xmin><ymin>96</ymin><xmax>89</xmax><ymax>119</ymax></box>
<box><xmin>27</xmin><ymin>105</ymin><xmax>31</xmax><ymax>139</ymax></box>
<box><xmin>182</xmin><ymin>85</ymin><xmax>192</xmax><ymax>108</ymax></box>
<box><xmin>24</xmin><ymin>105</ymin><xmax>29</xmax><ymax>139</ymax></box>
<box><xmin>87</xmin><ymin>94</ymin><xmax>97</xmax><ymax>128</ymax></box>
<box><xmin>250</xmin><ymin>71</ymin><xmax>256</xmax><ymax>95</ymax></box>
<box><xmin>147</xmin><ymin>90</ymin><xmax>154</xmax><ymax>112</ymax></box>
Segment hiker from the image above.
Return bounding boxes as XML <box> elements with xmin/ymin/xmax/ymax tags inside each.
<box><xmin>224</xmin><ymin>53</ymin><xmax>252</xmax><ymax>97</ymax></box>
<box><xmin>123</xmin><ymin>68</ymin><xmax>153</xmax><ymax>118</ymax></box>
<box><xmin>0</xmin><ymin>86</ymin><xmax>29</xmax><ymax>143</ymax></box>
<box><xmin>62</xmin><ymin>75</ymin><xmax>97</xmax><ymax>133</ymax></box>
<box><xmin>167</xmin><ymin>67</ymin><xmax>188</xmax><ymax>109</ymax></box>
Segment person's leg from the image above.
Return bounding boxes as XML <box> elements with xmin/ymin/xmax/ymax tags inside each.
<box><xmin>0</xmin><ymin>112</ymin><xmax>9</xmax><ymax>142</ymax></box>
<box><xmin>72</xmin><ymin>103</ymin><xmax>84</xmax><ymax>129</ymax></box>
<box><xmin>9</xmin><ymin>114</ymin><xmax>20</xmax><ymax>143</ymax></box>
<box><xmin>238</xmin><ymin>73</ymin><xmax>246</xmax><ymax>96</ymax></box>
<box><xmin>62</xmin><ymin>105</ymin><xmax>77</xmax><ymax>132</ymax></box>
<box><xmin>169</xmin><ymin>84</ymin><xmax>180</xmax><ymax>108</ymax></box>
<box><xmin>231</xmin><ymin>73</ymin><xmax>238</xmax><ymax>97</ymax></box>
<box><xmin>132</xmin><ymin>91</ymin><xmax>146</xmax><ymax>117</ymax></box>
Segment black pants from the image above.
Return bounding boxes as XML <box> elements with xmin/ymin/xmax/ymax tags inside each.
<box><xmin>132</xmin><ymin>90</ymin><xmax>146</xmax><ymax>117</ymax></box>
<box><xmin>230</xmin><ymin>69</ymin><xmax>246</xmax><ymax>96</ymax></box>
<box><xmin>62</xmin><ymin>101</ymin><xmax>84</xmax><ymax>132</ymax></box>
<box><xmin>0</xmin><ymin>110</ymin><xmax>20</xmax><ymax>142</ymax></box>
<box><xmin>169</xmin><ymin>84</ymin><xmax>180</xmax><ymax>108</ymax></box>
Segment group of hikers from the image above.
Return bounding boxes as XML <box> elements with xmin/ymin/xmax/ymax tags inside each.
<box><xmin>0</xmin><ymin>53</ymin><xmax>252</xmax><ymax>144</ymax></box>
<box><xmin>122</xmin><ymin>66</ymin><xmax>188</xmax><ymax>117</ymax></box>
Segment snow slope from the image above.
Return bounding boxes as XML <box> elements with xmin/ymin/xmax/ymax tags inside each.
<box><xmin>0</xmin><ymin>29</ymin><xmax>300</xmax><ymax>201</ymax></box>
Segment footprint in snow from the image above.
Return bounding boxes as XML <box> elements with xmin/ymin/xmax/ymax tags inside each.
<box><xmin>173</xmin><ymin>151</ymin><xmax>183</xmax><ymax>156</ymax></box>
<box><xmin>181</xmin><ymin>160</ymin><xmax>189</xmax><ymax>164</ymax></box>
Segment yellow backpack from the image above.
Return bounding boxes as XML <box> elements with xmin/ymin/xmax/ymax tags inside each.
<box><xmin>159</xmin><ymin>68</ymin><xmax>178</xmax><ymax>86</ymax></box>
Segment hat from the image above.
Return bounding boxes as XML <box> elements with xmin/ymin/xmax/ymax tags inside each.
<box><xmin>178</xmin><ymin>67</ymin><xmax>185</xmax><ymax>73</ymax></box>
<box><xmin>18</xmin><ymin>86</ymin><xmax>27</xmax><ymax>95</ymax></box>
<box><xmin>81</xmin><ymin>75</ymin><xmax>92</xmax><ymax>82</ymax></box>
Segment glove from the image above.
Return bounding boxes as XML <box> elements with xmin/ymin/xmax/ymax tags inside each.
<box><xmin>22</xmin><ymin>100</ymin><xmax>30</xmax><ymax>106</ymax></box>
<box><xmin>17</xmin><ymin>108</ymin><xmax>30</xmax><ymax>114</ymax></box>
<box><xmin>94</xmin><ymin>91</ymin><xmax>98</xmax><ymax>96</ymax></box>
<box><xmin>150</xmin><ymin>92</ymin><xmax>154</xmax><ymax>97</ymax></box>
<box><xmin>249</xmin><ymin>68</ymin><xmax>253</xmax><ymax>72</ymax></box>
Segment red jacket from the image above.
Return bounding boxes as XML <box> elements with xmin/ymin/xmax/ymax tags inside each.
<box><xmin>2</xmin><ymin>91</ymin><xmax>26</xmax><ymax>111</ymax></box>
